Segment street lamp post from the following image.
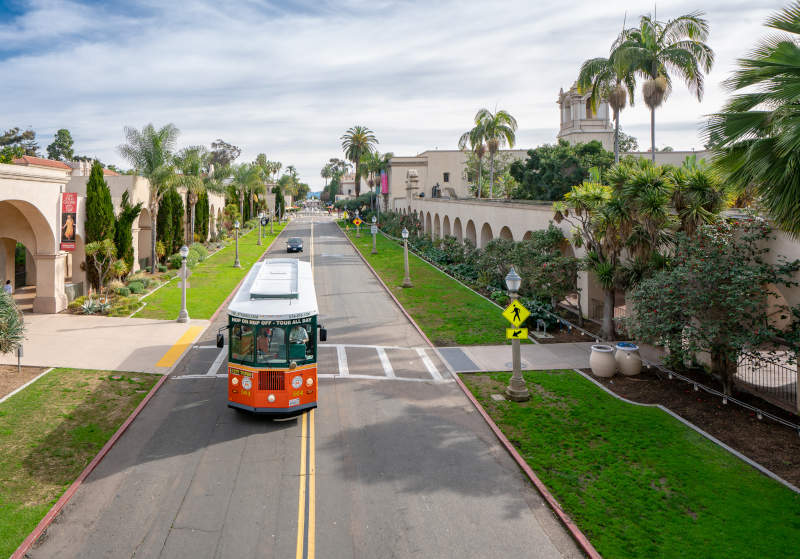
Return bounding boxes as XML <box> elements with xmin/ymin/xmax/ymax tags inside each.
<box><xmin>269</xmin><ymin>201</ymin><xmax>274</xmax><ymax>234</ymax></box>
<box><xmin>371</xmin><ymin>216</ymin><xmax>378</xmax><ymax>254</ymax></box>
<box><xmin>355</xmin><ymin>210</ymin><xmax>361</xmax><ymax>238</ymax></box>
<box><xmin>177</xmin><ymin>245</ymin><xmax>190</xmax><ymax>323</ymax></box>
<box><xmin>401</xmin><ymin>227</ymin><xmax>413</xmax><ymax>288</ymax></box>
<box><xmin>257</xmin><ymin>212</ymin><xmax>264</xmax><ymax>246</ymax></box>
<box><xmin>233</xmin><ymin>220</ymin><xmax>241</xmax><ymax>268</ymax></box>
<box><xmin>504</xmin><ymin>266</ymin><xmax>529</xmax><ymax>402</ymax></box>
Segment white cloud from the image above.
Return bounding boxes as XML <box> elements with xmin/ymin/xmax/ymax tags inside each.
<box><xmin>0</xmin><ymin>0</ymin><xmax>781</xmax><ymax>189</ymax></box>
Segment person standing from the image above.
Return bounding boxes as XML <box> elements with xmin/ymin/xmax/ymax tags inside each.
<box><xmin>3</xmin><ymin>280</ymin><xmax>12</xmax><ymax>295</ymax></box>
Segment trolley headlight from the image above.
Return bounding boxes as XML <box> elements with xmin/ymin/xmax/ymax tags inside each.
<box><xmin>291</xmin><ymin>375</ymin><xmax>303</xmax><ymax>389</ymax></box>
<box><xmin>267</xmin><ymin>394</ymin><xmax>276</xmax><ymax>403</ymax></box>
<box><xmin>306</xmin><ymin>377</ymin><xmax>314</xmax><ymax>387</ymax></box>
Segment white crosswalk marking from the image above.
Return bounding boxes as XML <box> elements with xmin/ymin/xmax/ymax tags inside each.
<box><xmin>207</xmin><ymin>347</ymin><xmax>227</xmax><ymax>376</ymax></box>
<box><xmin>336</xmin><ymin>344</ymin><xmax>349</xmax><ymax>377</ymax></box>
<box><xmin>376</xmin><ymin>347</ymin><xmax>395</xmax><ymax>378</ymax></box>
<box><xmin>416</xmin><ymin>348</ymin><xmax>443</xmax><ymax>381</ymax></box>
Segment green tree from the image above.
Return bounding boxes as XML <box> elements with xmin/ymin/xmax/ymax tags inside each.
<box><xmin>0</xmin><ymin>127</ymin><xmax>38</xmax><ymax>156</ymax></box>
<box><xmin>0</xmin><ymin>145</ymin><xmax>25</xmax><ymax>163</ymax></box>
<box><xmin>114</xmin><ymin>190</ymin><xmax>143</xmax><ymax>274</ymax></box>
<box><xmin>209</xmin><ymin>139</ymin><xmax>241</xmax><ymax>168</ymax></box>
<box><xmin>510</xmin><ymin>140</ymin><xmax>614</xmax><ymax>201</ymax></box>
<box><xmin>615</xmin><ymin>11</ymin><xmax>714</xmax><ymax>162</ymax></box>
<box><xmin>174</xmin><ymin>145</ymin><xmax>208</xmax><ymax>244</ymax></box>
<box><xmin>195</xmin><ymin>190</ymin><xmax>210</xmax><ymax>240</ymax></box>
<box><xmin>231</xmin><ymin>163</ymin><xmax>262</xmax><ymax>219</ymax></box>
<box><xmin>340</xmin><ymin>126</ymin><xmax>377</xmax><ymax>197</ymax></box>
<box><xmin>85</xmin><ymin>239</ymin><xmax>117</xmax><ymax>298</ymax></box>
<box><xmin>458</xmin><ymin>120</ymin><xmax>487</xmax><ymax>198</ymax></box>
<box><xmin>706</xmin><ymin>3</ymin><xmax>800</xmax><ymax>236</ymax></box>
<box><xmin>46</xmin><ymin>128</ymin><xmax>74</xmax><ymax>161</ymax></box>
<box><xmin>272</xmin><ymin>184</ymin><xmax>286</xmax><ymax>220</ymax></box>
<box><xmin>117</xmin><ymin>123</ymin><xmax>179</xmax><ymax>272</ymax></box>
<box><xmin>626</xmin><ymin>219</ymin><xmax>800</xmax><ymax>394</ymax></box>
<box><xmin>617</xmin><ymin>130</ymin><xmax>639</xmax><ymax>152</ymax></box>
<box><xmin>0</xmin><ymin>293</ymin><xmax>24</xmax><ymax>355</ymax></box>
<box><xmin>474</xmin><ymin>108</ymin><xmax>517</xmax><ymax>198</ymax></box>
<box><xmin>85</xmin><ymin>160</ymin><xmax>116</xmax><ymax>244</ymax></box>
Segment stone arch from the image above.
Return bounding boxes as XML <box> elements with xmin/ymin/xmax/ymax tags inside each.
<box><xmin>499</xmin><ymin>226</ymin><xmax>513</xmax><ymax>241</ymax></box>
<box><xmin>433</xmin><ymin>214</ymin><xmax>441</xmax><ymax>240</ymax></box>
<box><xmin>480</xmin><ymin>223</ymin><xmax>493</xmax><ymax>248</ymax></box>
<box><xmin>136</xmin><ymin>208</ymin><xmax>153</xmax><ymax>270</ymax></box>
<box><xmin>465</xmin><ymin>220</ymin><xmax>477</xmax><ymax>246</ymax></box>
<box><xmin>425</xmin><ymin>212</ymin><xmax>432</xmax><ymax>236</ymax></box>
<box><xmin>453</xmin><ymin>217</ymin><xmax>463</xmax><ymax>243</ymax></box>
<box><xmin>0</xmin><ymin>199</ymin><xmax>56</xmax><ymax>255</ymax></box>
<box><xmin>522</xmin><ymin>231</ymin><xmax>534</xmax><ymax>241</ymax></box>
<box><xmin>443</xmin><ymin>215</ymin><xmax>451</xmax><ymax>237</ymax></box>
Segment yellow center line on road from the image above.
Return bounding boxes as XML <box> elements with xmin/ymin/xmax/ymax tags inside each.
<box><xmin>155</xmin><ymin>325</ymin><xmax>205</xmax><ymax>368</ymax></box>
<box><xmin>296</xmin><ymin>411</ymin><xmax>308</xmax><ymax>559</ymax></box>
<box><xmin>308</xmin><ymin>408</ymin><xmax>316</xmax><ymax>559</ymax></box>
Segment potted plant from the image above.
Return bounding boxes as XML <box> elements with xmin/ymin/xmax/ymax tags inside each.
<box><xmin>615</xmin><ymin>342</ymin><xmax>642</xmax><ymax>376</ymax></box>
<box><xmin>590</xmin><ymin>344</ymin><xmax>617</xmax><ymax>378</ymax></box>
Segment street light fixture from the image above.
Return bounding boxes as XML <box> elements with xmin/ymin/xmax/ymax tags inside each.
<box><xmin>371</xmin><ymin>215</ymin><xmax>378</xmax><ymax>254</ymax></box>
<box><xmin>233</xmin><ymin>220</ymin><xmax>241</xmax><ymax>268</ymax></box>
<box><xmin>401</xmin><ymin>227</ymin><xmax>413</xmax><ymax>288</ymax></box>
<box><xmin>504</xmin><ymin>266</ymin><xmax>529</xmax><ymax>402</ymax></box>
<box><xmin>177</xmin><ymin>244</ymin><xmax>190</xmax><ymax>323</ymax></box>
<box><xmin>355</xmin><ymin>209</ymin><xmax>361</xmax><ymax>238</ymax></box>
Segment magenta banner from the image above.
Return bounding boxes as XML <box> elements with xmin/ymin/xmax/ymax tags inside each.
<box><xmin>380</xmin><ymin>170</ymin><xmax>388</xmax><ymax>194</ymax></box>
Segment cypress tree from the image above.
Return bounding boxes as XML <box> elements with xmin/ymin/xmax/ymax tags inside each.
<box><xmin>157</xmin><ymin>191</ymin><xmax>174</xmax><ymax>256</ymax></box>
<box><xmin>114</xmin><ymin>190</ymin><xmax>142</xmax><ymax>274</ymax></box>
<box><xmin>85</xmin><ymin>161</ymin><xmax>115</xmax><ymax>243</ymax></box>
<box><xmin>171</xmin><ymin>188</ymin><xmax>185</xmax><ymax>252</ymax></box>
<box><xmin>194</xmin><ymin>191</ymin><xmax>209</xmax><ymax>241</ymax></box>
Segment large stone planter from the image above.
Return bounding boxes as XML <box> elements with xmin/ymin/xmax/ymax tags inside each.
<box><xmin>590</xmin><ymin>344</ymin><xmax>616</xmax><ymax>378</ymax></box>
<box><xmin>615</xmin><ymin>342</ymin><xmax>642</xmax><ymax>376</ymax></box>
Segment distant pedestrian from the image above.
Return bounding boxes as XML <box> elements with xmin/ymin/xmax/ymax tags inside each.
<box><xmin>3</xmin><ymin>280</ymin><xmax>12</xmax><ymax>295</ymax></box>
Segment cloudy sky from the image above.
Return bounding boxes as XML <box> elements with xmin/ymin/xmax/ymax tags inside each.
<box><xmin>0</xmin><ymin>0</ymin><xmax>781</xmax><ymax>189</ymax></box>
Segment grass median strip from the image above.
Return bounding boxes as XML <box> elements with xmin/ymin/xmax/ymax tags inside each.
<box><xmin>0</xmin><ymin>368</ymin><xmax>159</xmax><ymax>558</ymax></box>
<box><xmin>135</xmin><ymin>224</ymin><xmax>285</xmax><ymax>320</ymax></box>
<box><xmin>462</xmin><ymin>370</ymin><xmax>800</xmax><ymax>558</ymax></box>
<box><xmin>342</xmin><ymin>225</ymin><xmax>508</xmax><ymax>345</ymax></box>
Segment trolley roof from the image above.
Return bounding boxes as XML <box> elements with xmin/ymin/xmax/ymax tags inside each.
<box><xmin>227</xmin><ymin>258</ymin><xmax>319</xmax><ymax>321</ymax></box>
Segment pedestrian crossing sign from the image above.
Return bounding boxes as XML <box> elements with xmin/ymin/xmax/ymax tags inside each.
<box><xmin>353</xmin><ymin>218</ymin><xmax>363</xmax><ymax>226</ymax></box>
<box><xmin>506</xmin><ymin>328</ymin><xmax>528</xmax><ymax>340</ymax></box>
<box><xmin>502</xmin><ymin>300</ymin><xmax>530</xmax><ymax>327</ymax></box>
<box><xmin>343</xmin><ymin>211</ymin><xmax>349</xmax><ymax>219</ymax></box>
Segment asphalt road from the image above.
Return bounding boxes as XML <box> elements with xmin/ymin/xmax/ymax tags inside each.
<box><xmin>30</xmin><ymin>213</ymin><xmax>581</xmax><ymax>559</ymax></box>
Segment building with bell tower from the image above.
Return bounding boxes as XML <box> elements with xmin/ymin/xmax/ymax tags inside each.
<box><xmin>557</xmin><ymin>83</ymin><xmax>615</xmax><ymax>150</ymax></box>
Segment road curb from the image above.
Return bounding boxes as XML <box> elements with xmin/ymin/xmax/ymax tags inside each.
<box><xmin>10</xmin><ymin>371</ymin><xmax>171</xmax><ymax>559</ymax></box>
<box><xmin>337</xmin><ymin>223</ymin><xmax>603</xmax><ymax>559</ymax></box>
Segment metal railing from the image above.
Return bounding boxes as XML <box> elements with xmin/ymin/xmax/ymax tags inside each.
<box><xmin>737</xmin><ymin>353</ymin><xmax>798</xmax><ymax>414</ymax></box>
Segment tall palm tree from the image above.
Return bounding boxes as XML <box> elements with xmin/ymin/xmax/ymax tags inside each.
<box><xmin>577</xmin><ymin>48</ymin><xmax>636</xmax><ymax>163</ymax></box>
<box><xmin>474</xmin><ymin>108</ymin><xmax>517</xmax><ymax>198</ymax></box>
<box><xmin>118</xmin><ymin>123</ymin><xmax>179</xmax><ymax>272</ymax></box>
<box><xmin>231</xmin><ymin>163</ymin><xmax>262</xmax><ymax>220</ymax></box>
<box><xmin>458</xmin><ymin>123</ymin><xmax>487</xmax><ymax>198</ymax></box>
<box><xmin>320</xmin><ymin>163</ymin><xmax>332</xmax><ymax>187</ymax></box>
<box><xmin>615</xmin><ymin>11</ymin><xmax>714</xmax><ymax>161</ymax></box>
<box><xmin>340</xmin><ymin>125</ymin><xmax>377</xmax><ymax>197</ymax></box>
<box><xmin>174</xmin><ymin>145</ymin><xmax>207</xmax><ymax>243</ymax></box>
<box><xmin>706</xmin><ymin>3</ymin><xmax>800</xmax><ymax>236</ymax></box>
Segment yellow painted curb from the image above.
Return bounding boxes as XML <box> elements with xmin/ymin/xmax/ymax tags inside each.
<box><xmin>155</xmin><ymin>325</ymin><xmax>205</xmax><ymax>368</ymax></box>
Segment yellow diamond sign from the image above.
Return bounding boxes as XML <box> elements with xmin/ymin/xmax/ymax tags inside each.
<box><xmin>502</xmin><ymin>300</ymin><xmax>530</xmax><ymax>327</ymax></box>
<box><xmin>343</xmin><ymin>211</ymin><xmax>349</xmax><ymax>219</ymax></box>
<box><xmin>506</xmin><ymin>328</ymin><xmax>528</xmax><ymax>340</ymax></box>
<box><xmin>353</xmin><ymin>218</ymin><xmax>363</xmax><ymax>226</ymax></box>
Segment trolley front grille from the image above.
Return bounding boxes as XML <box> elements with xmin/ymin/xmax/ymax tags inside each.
<box><xmin>259</xmin><ymin>371</ymin><xmax>285</xmax><ymax>391</ymax></box>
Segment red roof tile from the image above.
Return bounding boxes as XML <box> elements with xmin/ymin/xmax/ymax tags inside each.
<box><xmin>12</xmin><ymin>155</ymin><xmax>71</xmax><ymax>170</ymax></box>
<box><xmin>103</xmin><ymin>168</ymin><xmax>120</xmax><ymax>176</ymax></box>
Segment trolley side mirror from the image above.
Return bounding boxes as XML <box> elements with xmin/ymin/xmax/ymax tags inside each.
<box><xmin>216</xmin><ymin>333</ymin><xmax>224</xmax><ymax>348</ymax></box>
<box><xmin>319</xmin><ymin>327</ymin><xmax>327</xmax><ymax>342</ymax></box>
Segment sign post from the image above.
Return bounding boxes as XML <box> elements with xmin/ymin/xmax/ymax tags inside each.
<box><xmin>502</xmin><ymin>267</ymin><xmax>530</xmax><ymax>402</ymax></box>
<box><xmin>371</xmin><ymin>216</ymin><xmax>378</xmax><ymax>254</ymax></box>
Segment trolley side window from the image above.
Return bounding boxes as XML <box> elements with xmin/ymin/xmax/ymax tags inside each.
<box><xmin>288</xmin><ymin>321</ymin><xmax>316</xmax><ymax>364</ymax></box>
<box><xmin>230</xmin><ymin>324</ymin><xmax>255</xmax><ymax>363</ymax></box>
<box><xmin>256</xmin><ymin>326</ymin><xmax>287</xmax><ymax>366</ymax></box>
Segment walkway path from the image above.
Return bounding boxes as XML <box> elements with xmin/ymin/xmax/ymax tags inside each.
<box><xmin>29</xmin><ymin>214</ymin><xmax>581</xmax><ymax>559</ymax></box>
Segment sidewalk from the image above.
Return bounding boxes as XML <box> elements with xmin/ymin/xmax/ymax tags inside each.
<box><xmin>0</xmin><ymin>314</ymin><xmax>209</xmax><ymax>374</ymax></box>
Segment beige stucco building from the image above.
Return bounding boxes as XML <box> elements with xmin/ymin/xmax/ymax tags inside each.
<box><xmin>0</xmin><ymin>157</ymin><xmax>225</xmax><ymax>313</ymax></box>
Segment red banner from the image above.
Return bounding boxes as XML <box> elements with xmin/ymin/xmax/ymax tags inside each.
<box><xmin>380</xmin><ymin>170</ymin><xmax>388</xmax><ymax>194</ymax></box>
<box><xmin>60</xmin><ymin>192</ymin><xmax>77</xmax><ymax>251</ymax></box>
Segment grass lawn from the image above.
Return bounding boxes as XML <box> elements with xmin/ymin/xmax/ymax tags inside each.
<box><xmin>0</xmin><ymin>368</ymin><xmax>159</xmax><ymax>557</ymax></box>
<box><xmin>342</xmin><ymin>225</ymin><xmax>509</xmax><ymax>345</ymax></box>
<box><xmin>462</xmin><ymin>370</ymin><xmax>800</xmax><ymax>558</ymax></box>
<box><xmin>135</xmin><ymin>224</ymin><xmax>286</xmax><ymax>320</ymax></box>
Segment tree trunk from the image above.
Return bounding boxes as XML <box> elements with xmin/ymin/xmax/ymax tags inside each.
<box><xmin>614</xmin><ymin>113</ymin><xmax>620</xmax><ymax>164</ymax></box>
<box><xmin>602</xmin><ymin>287</ymin><xmax>616</xmax><ymax>341</ymax></box>
<box><xmin>239</xmin><ymin>192</ymin><xmax>244</xmax><ymax>222</ymax></box>
<box><xmin>355</xmin><ymin>164</ymin><xmax>360</xmax><ymax>197</ymax></box>
<box><xmin>477</xmin><ymin>157</ymin><xmax>482</xmax><ymax>198</ymax></box>
<box><xmin>190</xmin><ymin>202</ymin><xmax>196</xmax><ymax>245</ymax></box>
<box><xmin>711</xmin><ymin>346</ymin><xmax>736</xmax><ymax>396</ymax></box>
<box><xmin>650</xmin><ymin>108</ymin><xmax>656</xmax><ymax>163</ymax></box>
<box><xmin>489</xmin><ymin>153</ymin><xmax>495</xmax><ymax>199</ymax></box>
<box><xmin>150</xmin><ymin>203</ymin><xmax>158</xmax><ymax>274</ymax></box>
<box><xmin>249</xmin><ymin>190</ymin><xmax>254</xmax><ymax>221</ymax></box>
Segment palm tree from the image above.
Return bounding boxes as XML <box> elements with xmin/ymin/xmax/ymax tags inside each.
<box><xmin>706</xmin><ymin>4</ymin><xmax>800</xmax><ymax>236</ymax></box>
<box><xmin>174</xmin><ymin>145</ymin><xmax>208</xmax><ymax>243</ymax></box>
<box><xmin>615</xmin><ymin>11</ymin><xmax>714</xmax><ymax>161</ymax></box>
<box><xmin>231</xmin><ymin>163</ymin><xmax>262</xmax><ymax>220</ymax></box>
<box><xmin>320</xmin><ymin>163</ymin><xmax>333</xmax><ymax>187</ymax></box>
<box><xmin>458</xmin><ymin>123</ymin><xmax>487</xmax><ymax>198</ymax></box>
<box><xmin>340</xmin><ymin>126</ymin><xmax>377</xmax><ymax>197</ymax></box>
<box><xmin>474</xmin><ymin>109</ymin><xmax>517</xmax><ymax>198</ymax></box>
<box><xmin>577</xmin><ymin>46</ymin><xmax>636</xmax><ymax>163</ymax></box>
<box><xmin>118</xmin><ymin>123</ymin><xmax>179</xmax><ymax>272</ymax></box>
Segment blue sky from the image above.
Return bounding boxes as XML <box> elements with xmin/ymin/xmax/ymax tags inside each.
<box><xmin>0</xmin><ymin>0</ymin><xmax>780</xmax><ymax>188</ymax></box>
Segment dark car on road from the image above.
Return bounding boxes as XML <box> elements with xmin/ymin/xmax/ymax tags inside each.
<box><xmin>286</xmin><ymin>237</ymin><xmax>303</xmax><ymax>253</ymax></box>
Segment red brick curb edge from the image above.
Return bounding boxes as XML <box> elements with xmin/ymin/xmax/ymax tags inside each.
<box><xmin>11</xmin><ymin>225</ymin><xmax>289</xmax><ymax>559</ymax></box>
<box><xmin>338</xmin><ymin>223</ymin><xmax>602</xmax><ymax>559</ymax></box>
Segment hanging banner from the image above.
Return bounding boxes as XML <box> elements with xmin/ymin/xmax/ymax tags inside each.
<box><xmin>60</xmin><ymin>192</ymin><xmax>78</xmax><ymax>251</ymax></box>
<box><xmin>380</xmin><ymin>170</ymin><xmax>388</xmax><ymax>194</ymax></box>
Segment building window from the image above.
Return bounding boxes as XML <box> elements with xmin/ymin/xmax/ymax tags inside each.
<box><xmin>443</xmin><ymin>172</ymin><xmax>450</xmax><ymax>183</ymax></box>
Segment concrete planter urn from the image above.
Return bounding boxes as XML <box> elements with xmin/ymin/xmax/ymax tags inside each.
<box><xmin>590</xmin><ymin>345</ymin><xmax>616</xmax><ymax>378</ymax></box>
<box><xmin>615</xmin><ymin>342</ymin><xmax>642</xmax><ymax>376</ymax></box>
